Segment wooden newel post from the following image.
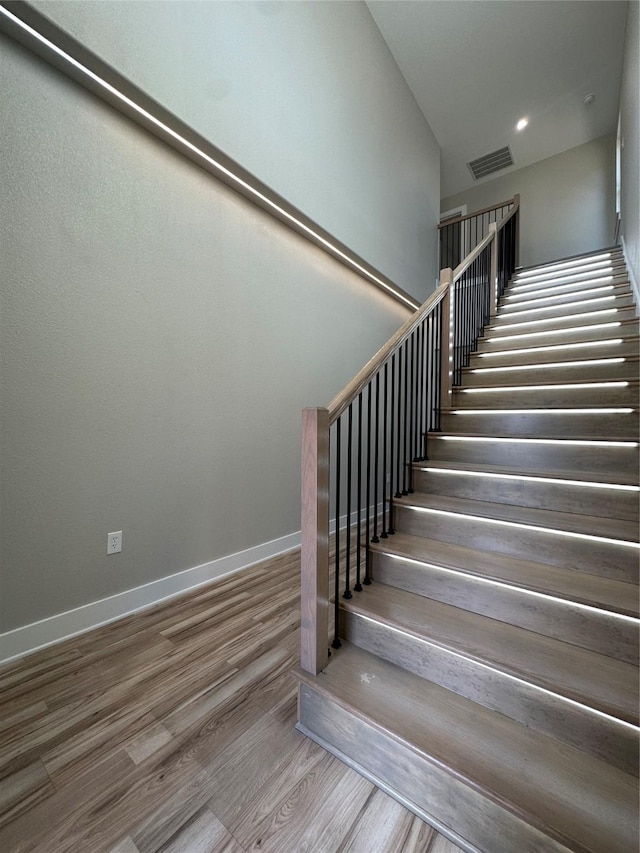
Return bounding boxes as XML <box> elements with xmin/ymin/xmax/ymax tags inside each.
<box><xmin>300</xmin><ymin>407</ymin><xmax>330</xmax><ymax>675</ymax></box>
<box><xmin>489</xmin><ymin>221</ymin><xmax>498</xmax><ymax>317</ymax></box>
<box><xmin>439</xmin><ymin>268</ymin><xmax>453</xmax><ymax>408</ymax></box>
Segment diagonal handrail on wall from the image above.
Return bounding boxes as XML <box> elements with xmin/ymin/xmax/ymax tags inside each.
<box><xmin>301</xmin><ymin>197</ymin><xmax>520</xmax><ymax>675</ymax></box>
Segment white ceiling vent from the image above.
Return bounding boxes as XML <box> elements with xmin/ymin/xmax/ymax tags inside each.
<box><xmin>468</xmin><ymin>146</ymin><xmax>514</xmax><ymax>180</ymax></box>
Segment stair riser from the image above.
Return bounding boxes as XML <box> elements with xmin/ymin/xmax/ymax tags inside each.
<box><xmin>501</xmin><ymin>281</ymin><xmax>631</xmax><ymax>312</ymax></box>
<box><xmin>506</xmin><ymin>272</ymin><xmax>629</xmax><ymax>299</ymax></box>
<box><xmin>298</xmin><ymin>685</ymin><xmax>576</xmax><ymax>853</ymax></box>
<box><xmin>486</xmin><ymin>308</ymin><xmax>639</xmax><ymax>340</ymax></box>
<box><xmin>513</xmin><ymin>255</ymin><xmax>624</xmax><ymax>280</ymax></box>
<box><xmin>452</xmin><ymin>385</ymin><xmax>639</xmax><ymax>407</ymax></box>
<box><xmin>492</xmin><ymin>298</ymin><xmax>636</xmax><ymax>328</ymax></box>
<box><xmin>461</xmin><ymin>361</ymin><xmax>640</xmax><ymax>385</ymax></box>
<box><xmin>393</xmin><ymin>505</ymin><xmax>638</xmax><ymax>582</ymax></box>
<box><xmin>477</xmin><ymin>320</ymin><xmax>640</xmax><ymax>351</ymax></box>
<box><xmin>469</xmin><ymin>338</ymin><xmax>640</xmax><ymax>368</ymax></box>
<box><xmin>498</xmin><ymin>276</ymin><xmax>633</xmax><ymax>316</ymax></box>
<box><xmin>439</xmin><ymin>411</ymin><xmax>639</xmax><ymax>438</ymax></box>
<box><xmin>340</xmin><ymin>611</ymin><xmax>638</xmax><ymax>774</ymax></box>
<box><xmin>371</xmin><ymin>553</ymin><xmax>638</xmax><ymax>664</ymax></box>
<box><xmin>426</xmin><ymin>436</ymin><xmax>638</xmax><ymax>477</ymax></box>
<box><xmin>510</xmin><ymin>265</ymin><xmax>626</xmax><ymax>290</ymax></box>
<box><xmin>411</xmin><ymin>468</ymin><xmax>640</xmax><ymax>522</ymax></box>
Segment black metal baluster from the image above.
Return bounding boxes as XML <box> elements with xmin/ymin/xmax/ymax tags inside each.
<box><xmin>430</xmin><ymin>310</ymin><xmax>435</xmax><ymax>434</ymax></box>
<box><xmin>416</xmin><ymin>322</ymin><xmax>425</xmax><ymax>460</ymax></box>
<box><xmin>408</xmin><ymin>334</ymin><xmax>415</xmax><ymax>492</ymax></box>
<box><xmin>388</xmin><ymin>353</ymin><xmax>396</xmax><ymax>534</ymax></box>
<box><xmin>402</xmin><ymin>340</ymin><xmax>409</xmax><ymax>494</ymax></box>
<box><xmin>425</xmin><ymin>316</ymin><xmax>431</xmax><ymax>441</ymax></box>
<box><xmin>371</xmin><ymin>373</ymin><xmax>380</xmax><ymax>543</ymax></box>
<box><xmin>395</xmin><ymin>346</ymin><xmax>403</xmax><ymax>497</ymax></box>
<box><xmin>381</xmin><ymin>362</ymin><xmax>389</xmax><ymax>538</ymax></box>
<box><xmin>365</xmin><ymin>382</ymin><xmax>372</xmax><ymax>584</ymax></box>
<box><xmin>332</xmin><ymin>418</ymin><xmax>341</xmax><ymax>649</ymax></box>
<box><xmin>435</xmin><ymin>300</ymin><xmax>442</xmax><ymax>429</ymax></box>
<box><xmin>456</xmin><ymin>276</ymin><xmax>462</xmax><ymax>386</ymax></box>
<box><xmin>344</xmin><ymin>404</ymin><xmax>353</xmax><ymax>599</ymax></box>
<box><xmin>363</xmin><ymin>382</ymin><xmax>373</xmax><ymax>584</ymax></box>
<box><xmin>355</xmin><ymin>393</ymin><xmax>363</xmax><ymax>591</ymax></box>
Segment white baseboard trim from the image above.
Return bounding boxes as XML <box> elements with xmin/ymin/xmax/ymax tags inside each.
<box><xmin>0</xmin><ymin>501</ymin><xmax>386</xmax><ymax>665</ymax></box>
<box><xmin>0</xmin><ymin>531</ymin><xmax>301</xmax><ymax>665</ymax></box>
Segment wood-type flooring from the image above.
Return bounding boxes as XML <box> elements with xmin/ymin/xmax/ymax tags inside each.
<box><xmin>0</xmin><ymin>549</ymin><xmax>465</xmax><ymax>853</ymax></box>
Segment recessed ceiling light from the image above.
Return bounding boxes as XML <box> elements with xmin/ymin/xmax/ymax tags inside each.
<box><xmin>516</xmin><ymin>117</ymin><xmax>529</xmax><ymax>131</ymax></box>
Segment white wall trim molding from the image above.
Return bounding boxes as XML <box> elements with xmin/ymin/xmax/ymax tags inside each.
<box><xmin>0</xmin><ymin>502</ymin><xmax>379</xmax><ymax>665</ymax></box>
<box><xmin>620</xmin><ymin>234</ymin><xmax>639</xmax><ymax>307</ymax></box>
<box><xmin>0</xmin><ymin>531</ymin><xmax>301</xmax><ymax>665</ymax></box>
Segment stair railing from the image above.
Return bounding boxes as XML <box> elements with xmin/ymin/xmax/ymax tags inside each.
<box><xmin>439</xmin><ymin>195</ymin><xmax>518</xmax><ymax>271</ymax></box>
<box><xmin>301</xmin><ymin>198</ymin><xmax>519</xmax><ymax>675</ymax></box>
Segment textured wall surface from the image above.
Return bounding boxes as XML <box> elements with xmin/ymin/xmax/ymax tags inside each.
<box><xmin>0</xmin><ymin>9</ymin><xmax>438</xmax><ymax>633</ymax></box>
<box><xmin>619</xmin><ymin>1</ymin><xmax>639</xmax><ymax>295</ymax></box>
<box><xmin>441</xmin><ymin>136</ymin><xmax>616</xmax><ymax>269</ymax></box>
<box><xmin>30</xmin><ymin>0</ymin><xmax>441</xmax><ymax>298</ymax></box>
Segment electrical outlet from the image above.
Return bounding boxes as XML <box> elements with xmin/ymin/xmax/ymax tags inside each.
<box><xmin>107</xmin><ymin>531</ymin><xmax>122</xmax><ymax>555</ymax></box>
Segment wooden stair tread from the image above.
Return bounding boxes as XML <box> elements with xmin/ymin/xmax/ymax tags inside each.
<box><xmin>296</xmin><ymin>644</ymin><xmax>638</xmax><ymax>853</ymax></box>
<box><xmin>484</xmin><ymin>307</ymin><xmax>639</xmax><ymax>333</ymax></box>
<box><xmin>475</xmin><ymin>319</ymin><xmax>640</xmax><ymax>351</ymax></box>
<box><xmin>500</xmin><ymin>285</ymin><xmax>633</xmax><ymax>309</ymax></box>
<box><xmin>470</xmin><ymin>338</ymin><xmax>640</xmax><ymax>367</ymax></box>
<box><xmin>370</xmin><ymin>531</ymin><xmax>639</xmax><ymax>615</ymax></box>
<box><xmin>340</xmin><ymin>583</ymin><xmax>638</xmax><ymax>722</ymax></box>
<box><xmin>394</xmin><ymin>491</ymin><xmax>640</xmax><ymax>543</ymax></box>
<box><xmin>504</xmin><ymin>277</ymin><xmax>631</xmax><ymax>298</ymax></box>
<box><xmin>412</xmin><ymin>459</ymin><xmax>640</xmax><ymax>489</ymax></box>
<box><xmin>465</xmin><ymin>356</ymin><xmax>640</xmax><ymax>370</ymax></box>
<box><xmin>507</xmin><ymin>273</ymin><xmax>630</xmax><ymax>293</ymax></box>
<box><xmin>513</xmin><ymin>249</ymin><xmax>622</xmax><ymax>276</ymax></box>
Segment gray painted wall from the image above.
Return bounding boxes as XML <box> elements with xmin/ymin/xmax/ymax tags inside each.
<box><xmin>441</xmin><ymin>136</ymin><xmax>616</xmax><ymax>269</ymax></box>
<box><xmin>0</xmin><ymin>4</ymin><xmax>440</xmax><ymax>635</ymax></box>
<box><xmin>619</xmin><ymin>1</ymin><xmax>639</xmax><ymax>295</ymax></box>
<box><xmin>30</xmin><ymin>0</ymin><xmax>441</xmax><ymax>299</ymax></box>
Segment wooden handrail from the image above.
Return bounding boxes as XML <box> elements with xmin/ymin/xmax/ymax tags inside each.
<box><xmin>438</xmin><ymin>197</ymin><xmax>515</xmax><ymax>229</ymax></box>
<box><xmin>329</xmin><ymin>197</ymin><xmax>520</xmax><ymax>424</ymax></box>
<box><xmin>328</xmin><ymin>282</ymin><xmax>448</xmax><ymax>423</ymax></box>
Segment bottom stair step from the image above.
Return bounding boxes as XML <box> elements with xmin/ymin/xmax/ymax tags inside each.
<box><xmin>295</xmin><ymin>644</ymin><xmax>639</xmax><ymax>853</ymax></box>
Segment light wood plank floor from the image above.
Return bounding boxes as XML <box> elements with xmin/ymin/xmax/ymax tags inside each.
<box><xmin>0</xmin><ymin>549</ymin><xmax>466</xmax><ymax>852</ymax></box>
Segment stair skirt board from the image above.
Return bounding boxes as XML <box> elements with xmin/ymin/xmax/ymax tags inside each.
<box><xmin>297</xmin><ymin>685</ymin><xmax>577</xmax><ymax>853</ymax></box>
<box><xmin>295</xmin><ymin>717</ymin><xmax>484</xmax><ymax>853</ymax></box>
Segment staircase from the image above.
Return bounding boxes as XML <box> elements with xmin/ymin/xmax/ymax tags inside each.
<box><xmin>296</xmin><ymin>247</ymin><xmax>640</xmax><ymax>853</ymax></box>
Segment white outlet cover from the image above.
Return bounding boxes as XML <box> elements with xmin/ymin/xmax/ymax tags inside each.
<box><xmin>107</xmin><ymin>531</ymin><xmax>122</xmax><ymax>554</ymax></box>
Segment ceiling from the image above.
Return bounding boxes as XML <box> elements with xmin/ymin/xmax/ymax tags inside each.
<box><xmin>366</xmin><ymin>0</ymin><xmax>629</xmax><ymax>198</ymax></box>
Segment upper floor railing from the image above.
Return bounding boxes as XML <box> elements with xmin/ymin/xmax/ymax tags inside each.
<box><xmin>439</xmin><ymin>196</ymin><xmax>519</xmax><ymax>272</ymax></box>
<box><xmin>300</xmin><ymin>198</ymin><xmax>520</xmax><ymax>674</ymax></box>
